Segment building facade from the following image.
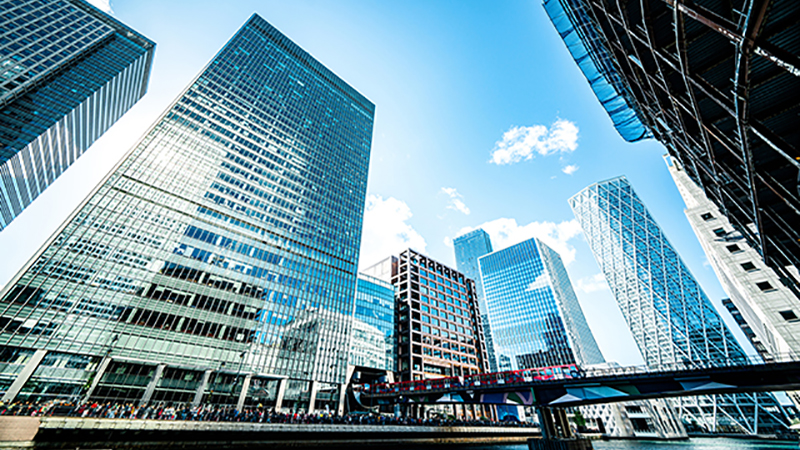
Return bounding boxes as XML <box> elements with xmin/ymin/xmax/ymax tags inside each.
<box><xmin>543</xmin><ymin>0</ymin><xmax>800</xmax><ymax>296</ymax></box>
<box><xmin>667</xmin><ymin>156</ymin><xmax>800</xmax><ymax>360</ymax></box>
<box><xmin>0</xmin><ymin>0</ymin><xmax>155</xmax><ymax>229</ymax></box>
<box><xmin>453</xmin><ymin>228</ymin><xmax>499</xmax><ymax>372</ymax></box>
<box><xmin>569</xmin><ymin>176</ymin><xmax>788</xmax><ymax>434</ymax></box>
<box><xmin>350</xmin><ymin>273</ymin><xmax>395</xmax><ymax>373</ymax></box>
<box><xmin>479</xmin><ymin>237</ymin><xmax>603</xmax><ymax>371</ymax></box>
<box><xmin>369</xmin><ymin>249</ymin><xmax>488</xmax><ymax>383</ymax></box>
<box><xmin>0</xmin><ymin>14</ymin><xmax>374</xmax><ymax>414</ymax></box>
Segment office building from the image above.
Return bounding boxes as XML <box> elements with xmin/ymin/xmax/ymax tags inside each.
<box><xmin>0</xmin><ymin>14</ymin><xmax>374</xmax><ymax>414</ymax></box>
<box><xmin>453</xmin><ymin>228</ymin><xmax>499</xmax><ymax>372</ymax></box>
<box><xmin>667</xmin><ymin>156</ymin><xmax>800</xmax><ymax>359</ymax></box>
<box><xmin>0</xmin><ymin>0</ymin><xmax>155</xmax><ymax>229</ymax></box>
<box><xmin>543</xmin><ymin>0</ymin><xmax>800</xmax><ymax>296</ymax></box>
<box><xmin>367</xmin><ymin>249</ymin><xmax>488</xmax><ymax>381</ymax></box>
<box><xmin>581</xmin><ymin>364</ymin><xmax>687</xmax><ymax>439</ymax></box>
<box><xmin>479</xmin><ymin>237</ymin><xmax>603</xmax><ymax>371</ymax></box>
<box><xmin>350</xmin><ymin>273</ymin><xmax>395</xmax><ymax>373</ymax></box>
<box><xmin>570</xmin><ymin>176</ymin><xmax>788</xmax><ymax>434</ymax></box>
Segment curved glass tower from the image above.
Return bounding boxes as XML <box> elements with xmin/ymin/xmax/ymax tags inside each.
<box><xmin>569</xmin><ymin>176</ymin><xmax>787</xmax><ymax>434</ymax></box>
<box><xmin>0</xmin><ymin>14</ymin><xmax>373</xmax><ymax>413</ymax></box>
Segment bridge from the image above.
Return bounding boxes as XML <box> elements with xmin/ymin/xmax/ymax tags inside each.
<box><xmin>355</xmin><ymin>357</ymin><xmax>800</xmax><ymax>408</ymax></box>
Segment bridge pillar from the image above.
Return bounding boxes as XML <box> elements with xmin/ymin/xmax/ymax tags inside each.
<box><xmin>537</xmin><ymin>407</ymin><xmax>573</xmax><ymax>439</ymax></box>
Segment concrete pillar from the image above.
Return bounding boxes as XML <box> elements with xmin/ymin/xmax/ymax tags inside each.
<box><xmin>538</xmin><ymin>407</ymin><xmax>557</xmax><ymax>439</ymax></box>
<box><xmin>192</xmin><ymin>370</ymin><xmax>212</xmax><ymax>406</ymax></box>
<box><xmin>140</xmin><ymin>364</ymin><xmax>165</xmax><ymax>406</ymax></box>
<box><xmin>336</xmin><ymin>382</ymin><xmax>347</xmax><ymax>416</ymax></box>
<box><xmin>274</xmin><ymin>378</ymin><xmax>287</xmax><ymax>412</ymax></box>
<box><xmin>1</xmin><ymin>350</ymin><xmax>47</xmax><ymax>402</ymax></box>
<box><xmin>307</xmin><ymin>380</ymin><xmax>319</xmax><ymax>413</ymax></box>
<box><xmin>82</xmin><ymin>355</ymin><xmax>112</xmax><ymax>403</ymax></box>
<box><xmin>236</xmin><ymin>374</ymin><xmax>252</xmax><ymax>410</ymax></box>
<box><xmin>554</xmin><ymin>408</ymin><xmax>573</xmax><ymax>439</ymax></box>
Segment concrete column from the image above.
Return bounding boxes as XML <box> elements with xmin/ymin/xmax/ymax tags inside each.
<box><xmin>554</xmin><ymin>408</ymin><xmax>573</xmax><ymax>439</ymax></box>
<box><xmin>236</xmin><ymin>374</ymin><xmax>252</xmax><ymax>410</ymax></box>
<box><xmin>140</xmin><ymin>364</ymin><xmax>165</xmax><ymax>406</ymax></box>
<box><xmin>336</xmin><ymin>382</ymin><xmax>347</xmax><ymax>416</ymax></box>
<box><xmin>1</xmin><ymin>350</ymin><xmax>47</xmax><ymax>402</ymax></box>
<box><xmin>538</xmin><ymin>407</ymin><xmax>556</xmax><ymax>439</ymax></box>
<box><xmin>192</xmin><ymin>370</ymin><xmax>212</xmax><ymax>406</ymax></box>
<box><xmin>82</xmin><ymin>355</ymin><xmax>112</xmax><ymax>403</ymax></box>
<box><xmin>307</xmin><ymin>380</ymin><xmax>319</xmax><ymax>413</ymax></box>
<box><xmin>274</xmin><ymin>378</ymin><xmax>287</xmax><ymax>412</ymax></box>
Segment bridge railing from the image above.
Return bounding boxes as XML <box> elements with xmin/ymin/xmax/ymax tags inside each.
<box><xmin>355</xmin><ymin>353</ymin><xmax>800</xmax><ymax>397</ymax></box>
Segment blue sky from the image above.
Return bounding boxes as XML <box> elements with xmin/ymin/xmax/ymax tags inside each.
<box><xmin>0</xmin><ymin>0</ymin><xmax>750</xmax><ymax>366</ymax></box>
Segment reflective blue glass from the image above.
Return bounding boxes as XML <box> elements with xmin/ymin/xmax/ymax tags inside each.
<box><xmin>479</xmin><ymin>237</ymin><xmax>603</xmax><ymax>371</ymax></box>
<box><xmin>570</xmin><ymin>176</ymin><xmax>788</xmax><ymax>434</ymax></box>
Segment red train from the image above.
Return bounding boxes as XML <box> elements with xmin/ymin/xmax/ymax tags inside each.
<box><xmin>361</xmin><ymin>363</ymin><xmax>582</xmax><ymax>395</ymax></box>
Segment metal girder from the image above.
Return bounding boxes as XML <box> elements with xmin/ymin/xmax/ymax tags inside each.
<box><xmin>660</xmin><ymin>0</ymin><xmax>800</xmax><ymax>77</ymax></box>
<box><xmin>734</xmin><ymin>0</ymin><xmax>771</xmax><ymax>260</ymax></box>
<box><xmin>359</xmin><ymin>360</ymin><xmax>800</xmax><ymax>408</ymax></box>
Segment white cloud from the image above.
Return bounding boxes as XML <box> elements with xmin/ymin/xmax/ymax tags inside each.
<box><xmin>440</xmin><ymin>187</ymin><xmax>470</xmax><ymax>215</ymax></box>
<box><xmin>456</xmin><ymin>217</ymin><xmax>583</xmax><ymax>264</ymax></box>
<box><xmin>575</xmin><ymin>273</ymin><xmax>609</xmax><ymax>293</ymax></box>
<box><xmin>489</xmin><ymin>119</ymin><xmax>579</xmax><ymax>165</ymax></box>
<box><xmin>86</xmin><ymin>0</ymin><xmax>113</xmax><ymax>13</ymax></box>
<box><xmin>443</xmin><ymin>236</ymin><xmax>454</xmax><ymax>248</ymax></box>
<box><xmin>526</xmin><ymin>273</ymin><xmax>549</xmax><ymax>292</ymax></box>
<box><xmin>562</xmin><ymin>164</ymin><xmax>579</xmax><ymax>175</ymax></box>
<box><xmin>359</xmin><ymin>194</ymin><xmax>427</xmax><ymax>269</ymax></box>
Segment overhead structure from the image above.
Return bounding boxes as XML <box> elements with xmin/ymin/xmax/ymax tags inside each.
<box><xmin>544</xmin><ymin>0</ymin><xmax>800</xmax><ymax>296</ymax></box>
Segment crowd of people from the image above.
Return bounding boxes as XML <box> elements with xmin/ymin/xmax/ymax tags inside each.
<box><xmin>0</xmin><ymin>400</ymin><xmax>534</xmax><ymax>428</ymax></box>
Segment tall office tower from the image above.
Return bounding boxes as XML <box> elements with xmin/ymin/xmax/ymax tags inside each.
<box><xmin>0</xmin><ymin>14</ymin><xmax>374</xmax><ymax>414</ymax></box>
<box><xmin>366</xmin><ymin>250</ymin><xmax>489</xmax><ymax>384</ymax></box>
<box><xmin>570</xmin><ymin>176</ymin><xmax>788</xmax><ymax>434</ymax></box>
<box><xmin>0</xmin><ymin>0</ymin><xmax>155</xmax><ymax>230</ymax></box>
<box><xmin>350</xmin><ymin>273</ymin><xmax>396</xmax><ymax>373</ymax></box>
<box><xmin>453</xmin><ymin>228</ymin><xmax>498</xmax><ymax>371</ymax></box>
<box><xmin>667</xmin><ymin>156</ymin><xmax>800</xmax><ymax>359</ymax></box>
<box><xmin>479</xmin><ymin>237</ymin><xmax>603</xmax><ymax>371</ymax></box>
<box><xmin>543</xmin><ymin>0</ymin><xmax>800</xmax><ymax>297</ymax></box>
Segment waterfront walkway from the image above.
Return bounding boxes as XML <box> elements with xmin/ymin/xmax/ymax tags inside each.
<box><xmin>0</xmin><ymin>415</ymin><xmax>540</xmax><ymax>449</ymax></box>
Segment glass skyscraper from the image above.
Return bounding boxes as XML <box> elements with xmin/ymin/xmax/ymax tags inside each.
<box><xmin>569</xmin><ymin>176</ymin><xmax>787</xmax><ymax>434</ymax></box>
<box><xmin>350</xmin><ymin>273</ymin><xmax>395</xmax><ymax>372</ymax></box>
<box><xmin>453</xmin><ymin>228</ymin><xmax>499</xmax><ymax>372</ymax></box>
<box><xmin>479</xmin><ymin>237</ymin><xmax>603</xmax><ymax>371</ymax></box>
<box><xmin>0</xmin><ymin>0</ymin><xmax>155</xmax><ymax>230</ymax></box>
<box><xmin>0</xmin><ymin>14</ymin><xmax>374</xmax><ymax>414</ymax></box>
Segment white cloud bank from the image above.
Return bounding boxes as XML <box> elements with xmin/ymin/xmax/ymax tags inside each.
<box><xmin>86</xmin><ymin>0</ymin><xmax>113</xmax><ymax>13</ymax></box>
<box><xmin>489</xmin><ymin>119</ymin><xmax>579</xmax><ymax>165</ymax></box>
<box><xmin>359</xmin><ymin>194</ymin><xmax>427</xmax><ymax>269</ymax></box>
<box><xmin>575</xmin><ymin>273</ymin><xmax>609</xmax><ymax>293</ymax></box>
<box><xmin>562</xmin><ymin>164</ymin><xmax>579</xmax><ymax>175</ymax></box>
<box><xmin>440</xmin><ymin>187</ymin><xmax>470</xmax><ymax>215</ymax></box>
<box><xmin>457</xmin><ymin>217</ymin><xmax>583</xmax><ymax>264</ymax></box>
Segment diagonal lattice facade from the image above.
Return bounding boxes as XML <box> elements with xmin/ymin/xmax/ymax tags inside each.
<box><xmin>570</xmin><ymin>176</ymin><xmax>788</xmax><ymax>434</ymax></box>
